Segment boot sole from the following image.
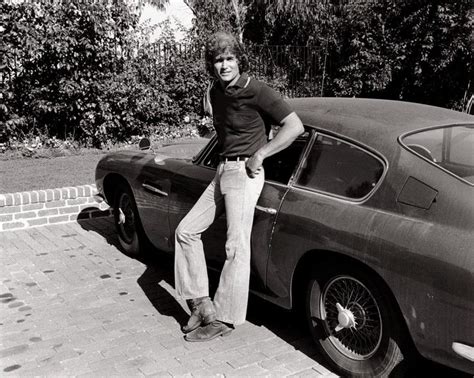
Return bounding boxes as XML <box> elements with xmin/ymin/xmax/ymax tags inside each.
<box><xmin>184</xmin><ymin>328</ymin><xmax>232</xmax><ymax>342</ymax></box>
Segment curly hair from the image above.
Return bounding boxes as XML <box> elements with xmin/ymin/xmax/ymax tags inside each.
<box><xmin>204</xmin><ymin>31</ymin><xmax>249</xmax><ymax>77</ymax></box>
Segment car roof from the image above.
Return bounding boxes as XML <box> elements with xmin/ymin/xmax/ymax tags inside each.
<box><xmin>289</xmin><ymin>98</ymin><xmax>474</xmax><ymax>148</ymax></box>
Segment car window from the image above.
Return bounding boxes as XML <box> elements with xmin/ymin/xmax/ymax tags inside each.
<box><xmin>201</xmin><ymin>130</ymin><xmax>310</xmax><ymax>185</ymax></box>
<box><xmin>296</xmin><ymin>134</ymin><xmax>384</xmax><ymax>200</ymax></box>
<box><xmin>401</xmin><ymin>125</ymin><xmax>474</xmax><ymax>185</ymax></box>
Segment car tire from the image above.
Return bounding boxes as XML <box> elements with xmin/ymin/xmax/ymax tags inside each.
<box><xmin>306</xmin><ymin>264</ymin><xmax>408</xmax><ymax>377</ymax></box>
<box><xmin>113</xmin><ymin>183</ymin><xmax>147</xmax><ymax>256</ymax></box>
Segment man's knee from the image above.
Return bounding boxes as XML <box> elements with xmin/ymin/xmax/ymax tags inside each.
<box><xmin>224</xmin><ymin>238</ymin><xmax>249</xmax><ymax>263</ymax></box>
<box><xmin>176</xmin><ymin>223</ymin><xmax>198</xmax><ymax>243</ymax></box>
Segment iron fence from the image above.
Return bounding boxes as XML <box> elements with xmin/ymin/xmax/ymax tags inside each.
<box><xmin>142</xmin><ymin>43</ymin><xmax>328</xmax><ymax>97</ymax></box>
<box><xmin>247</xmin><ymin>44</ymin><xmax>327</xmax><ymax>97</ymax></box>
<box><xmin>1</xmin><ymin>42</ymin><xmax>328</xmax><ymax>98</ymax></box>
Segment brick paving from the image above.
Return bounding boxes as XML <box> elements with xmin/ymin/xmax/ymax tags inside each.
<box><xmin>0</xmin><ymin>217</ymin><xmax>339</xmax><ymax>377</ymax></box>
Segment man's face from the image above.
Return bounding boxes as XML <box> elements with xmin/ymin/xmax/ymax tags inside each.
<box><xmin>213</xmin><ymin>50</ymin><xmax>240</xmax><ymax>85</ymax></box>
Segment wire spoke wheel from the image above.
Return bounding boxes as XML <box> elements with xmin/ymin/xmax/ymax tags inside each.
<box><xmin>306</xmin><ymin>264</ymin><xmax>407</xmax><ymax>377</ymax></box>
<box><xmin>321</xmin><ymin>276</ymin><xmax>382</xmax><ymax>360</ymax></box>
<box><xmin>113</xmin><ymin>183</ymin><xmax>143</xmax><ymax>255</ymax></box>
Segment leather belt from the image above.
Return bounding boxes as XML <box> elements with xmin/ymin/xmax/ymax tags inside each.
<box><xmin>220</xmin><ymin>156</ymin><xmax>249</xmax><ymax>162</ymax></box>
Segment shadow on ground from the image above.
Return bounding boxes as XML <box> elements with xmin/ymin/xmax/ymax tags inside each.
<box><xmin>77</xmin><ymin>215</ymin><xmax>190</xmax><ymax>329</ymax></box>
<box><xmin>78</xmin><ymin>215</ymin><xmax>470</xmax><ymax>378</ymax></box>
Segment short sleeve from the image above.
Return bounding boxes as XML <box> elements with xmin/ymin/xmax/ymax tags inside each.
<box><xmin>256</xmin><ymin>83</ymin><xmax>293</xmax><ymax>124</ymax></box>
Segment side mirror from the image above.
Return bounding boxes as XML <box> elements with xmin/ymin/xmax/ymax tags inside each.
<box><xmin>139</xmin><ymin>138</ymin><xmax>151</xmax><ymax>151</ymax></box>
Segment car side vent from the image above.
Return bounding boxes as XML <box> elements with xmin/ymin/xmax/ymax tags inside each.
<box><xmin>397</xmin><ymin>176</ymin><xmax>438</xmax><ymax>210</ymax></box>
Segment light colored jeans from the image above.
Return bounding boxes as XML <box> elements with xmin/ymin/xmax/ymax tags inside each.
<box><xmin>174</xmin><ymin>160</ymin><xmax>265</xmax><ymax>325</ymax></box>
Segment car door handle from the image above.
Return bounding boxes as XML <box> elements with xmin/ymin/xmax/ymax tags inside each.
<box><xmin>142</xmin><ymin>183</ymin><xmax>168</xmax><ymax>197</ymax></box>
<box><xmin>255</xmin><ymin>205</ymin><xmax>277</xmax><ymax>215</ymax></box>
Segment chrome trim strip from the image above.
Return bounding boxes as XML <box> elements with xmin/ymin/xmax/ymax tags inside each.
<box><xmin>452</xmin><ymin>342</ymin><xmax>474</xmax><ymax>362</ymax></box>
<box><xmin>142</xmin><ymin>183</ymin><xmax>168</xmax><ymax>197</ymax></box>
<box><xmin>255</xmin><ymin>205</ymin><xmax>277</xmax><ymax>215</ymax></box>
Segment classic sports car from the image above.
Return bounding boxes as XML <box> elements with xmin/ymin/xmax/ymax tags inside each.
<box><xmin>95</xmin><ymin>98</ymin><xmax>474</xmax><ymax>377</ymax></box>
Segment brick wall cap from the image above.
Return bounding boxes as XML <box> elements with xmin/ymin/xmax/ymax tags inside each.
<box><xmin>1</xmin><ymin>184</ymin><xmax>97</xmax><ymax>206</ymax></box>
<box><xmin>0</xmin><ymin>183</ymin><xmax>109</xmax><ymax>232</ymax></box>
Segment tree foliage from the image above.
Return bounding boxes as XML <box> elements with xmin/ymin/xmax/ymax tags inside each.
<box><xmin>1</xmin><ymin>0</ymin><xmax>471</xmax><ymax>150</ymax></box>
<box><xmin>379</xmin><ymin>1</ymin><xmax>473</xmax><ymax>108</ymax></box>
<box><xmin>281</xmin><ymin>1</ymin><xmax>469</xmax><ymax>106</ymax></box>
<box><xmin>185</xmin><ymin>0</ymin><xmax>472</xmax><ymax>108</ymax></box>
<box><xmin>1</xmin><ymin>0</ymin><xmax>207</xmax><ymax>147</ymax></box>
<box><xmin>184</xmin><ymin>0</ymin><xmax>246</xmax><ymax>44</ymax></box>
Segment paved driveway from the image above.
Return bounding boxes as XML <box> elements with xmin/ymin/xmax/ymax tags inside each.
<box><xmin>0</xmin><ymin>217</ymin><xmax>338</xmax><ymax>377</ymax></box>
<box><xmin>1</xmin><ymin>218</ymin><xmax>469</xmax><ymax>377</ymax></box>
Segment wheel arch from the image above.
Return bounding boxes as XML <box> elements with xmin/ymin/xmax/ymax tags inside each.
<box><xmin>102</xmin><ymin>173</ymin><xmax>131</xmax><ymax>205</ymax></box>
<box><xmin>105</xmin><ymin>173</ymin><xmax>153</xmax><ymax>256</ymax></box>
<box><xmin>291</xmin><ymin>249</ymin><xmax>417</xmax><ymax>352</ymax></box>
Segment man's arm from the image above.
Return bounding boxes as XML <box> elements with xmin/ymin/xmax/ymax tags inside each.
<box><xmin>246</xmin><ymin>112</ymin><xmax>304</xmax><ymax>178</ymax></box>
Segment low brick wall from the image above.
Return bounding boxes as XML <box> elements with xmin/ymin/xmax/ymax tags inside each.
<box><xmin>0</xmin><ymin>184</ymin><xmax>112</xmax><ymax>232</ymax></box>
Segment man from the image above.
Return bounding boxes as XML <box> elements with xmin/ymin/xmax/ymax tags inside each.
<box><xmin>174</xmin><ymin>31</ymin><xmax>304</xmax><ymax>342</ymax></box>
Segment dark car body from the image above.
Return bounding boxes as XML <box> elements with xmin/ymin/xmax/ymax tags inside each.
<box><xmin>96</xmin><ymin>98</ymin><xmax>474</xmax><ymax>376</ymax></box>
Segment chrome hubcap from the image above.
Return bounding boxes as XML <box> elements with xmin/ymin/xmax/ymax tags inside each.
<box><xmin>335</xmin><ymin>302</ymin><xmax>357</xmax><ymax>331</ymax></box>
<box><xmin>118</xmin><ymin>208</ymin><xmax>126</xmax><ymax>225</ymax></box>
<box><xmin>118</xmin><ymin>194</ymin><xmax>135</xmax><ymax>243</ymax></box>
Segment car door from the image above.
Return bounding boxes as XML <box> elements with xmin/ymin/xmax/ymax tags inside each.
<box><xmin>266</xmin><ymin>132</ymin><xmax>387</xmax><ymax>303</ymax></box>
<box><xmin>134</xmin><ymin>141</ymin><xmax>210</xmax><ymax>251</ymax></box>
<box><xmin>166</xmin><ymin>137</ymin><xmax>220</xmax><ymax>255</ymax></box>
<box><xmin>250</xmin><ymin>131</ymin><xmax>311</xmax><ymax>291</ymax></box>
<box><xmin>135</xmin><ymin>157</ymin><xmax>180</xmax><ymax>251</ymax></box>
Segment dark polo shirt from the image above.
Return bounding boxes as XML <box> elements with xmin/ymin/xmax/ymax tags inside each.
<box><xmin>210</xmin><ymin>73</ymin><xmax>292</xmax><ymax>157</ymax></box>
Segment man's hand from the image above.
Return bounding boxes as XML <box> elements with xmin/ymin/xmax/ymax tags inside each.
<box><xmin>246</xmin><ymin>153</ymin><xmax>264</xmax><ymax>178</ymax></box>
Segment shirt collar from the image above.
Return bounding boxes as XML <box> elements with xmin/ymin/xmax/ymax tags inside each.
<box><xmin>222</xmin><ymin>73</ymin><xmax>249</xmax><ymax>95</ymax></box>
<box><xmin>231</xmin><ymin>72</ymin><xmax>249</xmax><ymax>89</ymax></box>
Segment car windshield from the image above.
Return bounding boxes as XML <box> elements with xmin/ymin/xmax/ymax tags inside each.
<box><xmin>401</xmin><ymin>125</ymin><xmax>474</xmax><ymax>185</ymax></box>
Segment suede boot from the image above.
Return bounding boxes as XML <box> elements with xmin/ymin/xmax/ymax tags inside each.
<box><xmin>182</xmin><ymin>296</ymin><xmax>216</xmax><ymax>334</ymax></box>
<box><xmin>184</xmin><ymin>320</ymin><xmax>233</xmax><ymax>342</ymax></box>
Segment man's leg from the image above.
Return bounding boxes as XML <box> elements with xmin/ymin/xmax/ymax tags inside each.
<box><xmin>215</xmin><ymin>162</ymin><xmax>264</xmax><ymax>325</ymax></box>
<box><xmin>174</xmin><ymin>175</ymin><xmax>224</xmax><ymax>299</ymax></box>
<box><xmin>174</xmin><ymin>171</ymin><xmax>227</xmax><ymax>333</ymax></box>
<box><xmin>185</xmin><ymin>161</ymin><xmax>264</xmax><ymax>341</ymax></box>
